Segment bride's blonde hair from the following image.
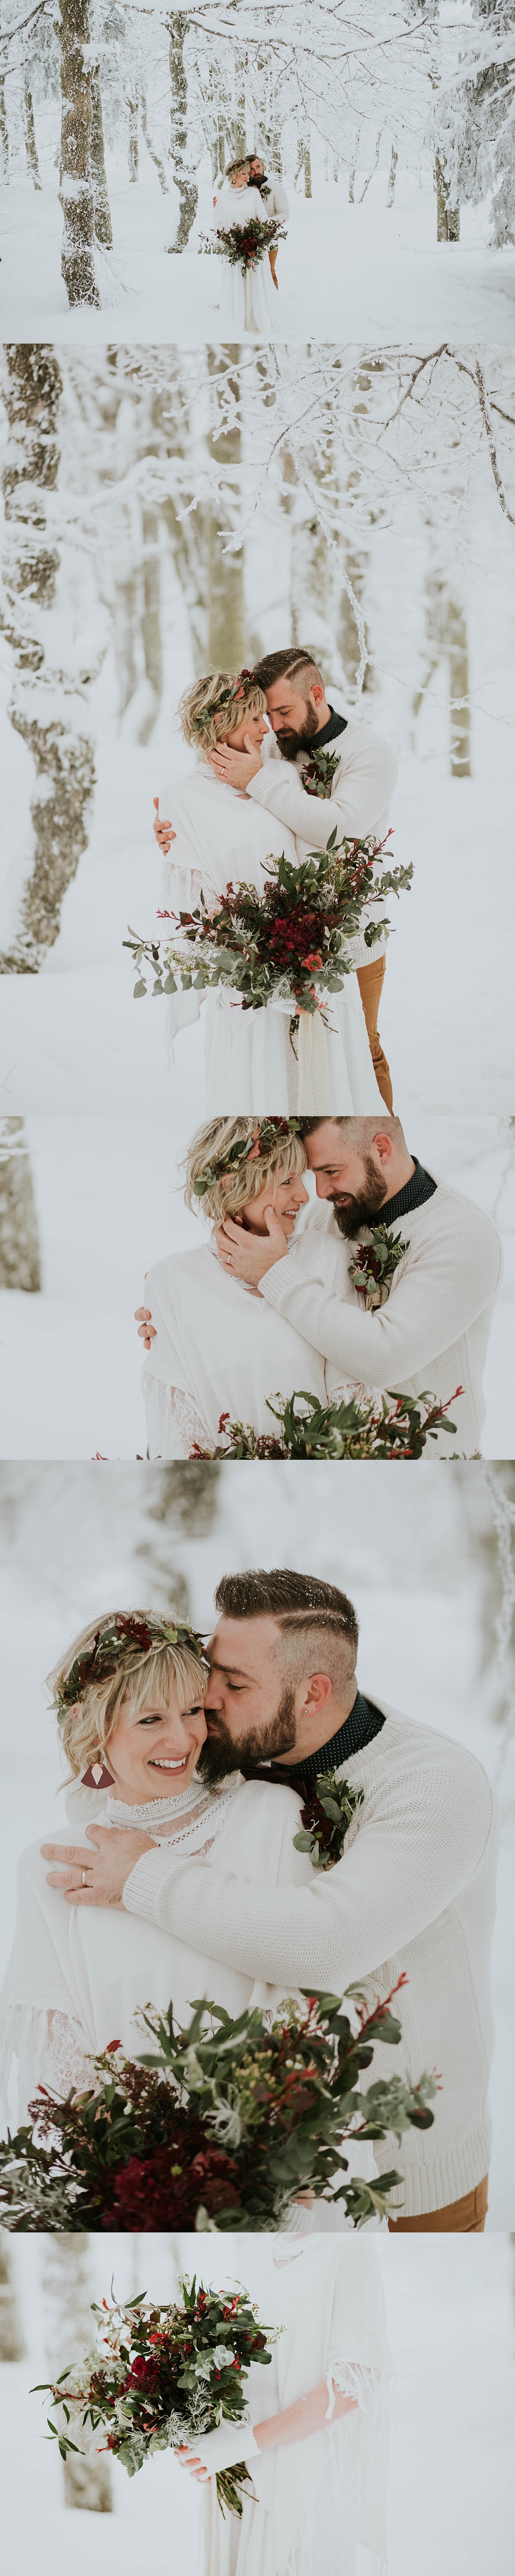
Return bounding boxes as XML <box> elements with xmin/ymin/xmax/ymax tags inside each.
<box><xmin>178</xmin><ymin>668</ymin><xmax>267</xmax><ymax>753</ymax></box>
<box><xmin>225</xmin><ymin>157</ymin><xmax>252</xmax><ymax>183</ymax></box>
<box><xmin>182</xmin><ymin>1118</ymin><xmax>307</xmax><ymax>1228</ymax></box>
<box><xmin>47</xmin><ymin>1609</ymin><xmax>208</xmax><ymax>1785</ymax></box>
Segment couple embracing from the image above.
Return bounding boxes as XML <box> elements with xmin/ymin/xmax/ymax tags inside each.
<box><xmin>2</xmin><ymin>1566</ymin><xmax>497</xmax><ymax>2234</ymax></box>
<box><xmin>136</xmin><ymin>1115</ymin><xmax>502</xmax><ymax>1462</ymax></box>
<box><xmin>152</xmin><ymin>647</ymin><xmax>397</xmax><ymax>1113</ymax></box>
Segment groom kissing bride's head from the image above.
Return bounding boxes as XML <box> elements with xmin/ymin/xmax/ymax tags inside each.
<box><xmin>197</xmin><ymin>1568</ymin><xmax>360</xmax><ymax>1787</ymax></box>
<box><xmin>251</xmin><ymin>645</ymin><xmax>334</xmax><ymax>759</ymax></box>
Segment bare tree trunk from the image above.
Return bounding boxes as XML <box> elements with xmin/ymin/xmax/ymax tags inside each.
<box><xmin>141</xmin><ymin>94</ymin><xmax>169</xmax><ymax>193</ymax></box>
<box><xmin>90</xmin><ymin>70</ymin><xmax>113</xmax><ymax>245</ymax></box>
<box><xmin>0</xmin><ymin>1120</ymin><xmax>41</xmax><ymax>1290</ymax></box>
<box><xmin>386</xmin><ymin>142</ymin><xmax>398</xmax><ymax>207</ymax></box>
<box><xmin>0</xmin><ymin>79</ymin><xmax>8</xmax><ymax>178</ymax></box>
<box><xmin>42</xmin><ymin>2237</ymin><xmax>112</xmax><ymax>2513</ymax></box>
<box><xmin>348</xmin><ymin>133</ymin><xmax>360</xmax><ymax>203</ymax></box>
<box><xmin>0</xmin><ymin>345</ymin><xmax>95</xmax><ymax>972</ymax></box>
<box><xmin>0</xmin><ymin>2232</ymin><xmax>26</xmax><ymax>2359</ymax></box>
<box><xmin>448</xmin><ymin>600</ymin><xmax>471</xmax><ymax>776</ymax></box>
<box><xmin>166</xmin><ymin>9</ymin><xmax>198</xmax><ymax>250</ymax></box>
<box><xmin>139</xmin><ymin>508</ymin><xmax>163</xmax><ymax>742</ymax></box>
<box><xmin>58</xmin><ymin>0</ymin><xmax>100</xmax><ymax>305</ymax></box>
<box><xmin>359</xmin><ymin>132</ymin><xmax>381</xmax><ymax>204</ymax></box>
<box><xmin>233</xmin><ymin>60</ymin><xmax>247</xmax><ymax>158</ymax></box>
<box><xmin>206</xmin><ymin>352</ymin><xmax>244</xmax><ymax>670</ymax></box>
<box><xmin>23</xmin><ymin>70</ymin><xmax>42</xmax><ymax>187</ymax></box>
<box><xmin>128</xmin><ymin>92</ymin><xmax>139</xmax><ymax>182</ymax></box>
<box><xmin>435</xmin><ymin>151</ymin><xmax>459</xmax><ymax>241</ymax></box>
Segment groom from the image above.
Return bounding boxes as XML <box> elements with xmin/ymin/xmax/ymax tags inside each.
<box><xmin>47</xmin><ymin>1566</ymin><xmax>499</xmax><ymax>2232</ymax></box>
<box><xmin>215</xmin><ymin>1116</ymin><xmax>502</xmax><ymax>1460</ymax></box>
<box><xmin>207</xmin><ymin>645</ymin><xmax>398</xmax><ymax>1110</ymax></box>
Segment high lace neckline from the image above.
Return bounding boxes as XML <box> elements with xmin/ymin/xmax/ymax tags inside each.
<box><xmin>105</xmin><ymin>1774</ymin><xmax>211</xmax><ymax>1831</ymax></box>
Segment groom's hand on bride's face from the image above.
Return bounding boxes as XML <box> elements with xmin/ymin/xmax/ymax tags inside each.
<box><xmin>215</xmin><ymin>1207</ymin><xmax>288</xmax><ymax>1287</ymax></box>
<box><xmin>41</xmin><ymin>1826</ymin><xmax>155</xmax><ymax>1907</ymax></box>
<box><xmin>207</xmin><ymin>739</ymin><xmax>263</xmax><ymax>790</ymax></box>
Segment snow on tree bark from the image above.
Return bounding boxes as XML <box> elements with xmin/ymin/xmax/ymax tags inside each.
<box><xmin>23</xmin><ymin>69</ymin><xmax>42</xmax><ymax>187</ymax></box>
<box><xmin>90</xmin><ymin>69</ymin><xmax>113</xmax><ymax>245</ymax></box>
<box><xmin>166</xmin><ymin>8</ymin><xmax>198</xmax><ymax>248</ymax></box>
<box><xmin>42</xmin><ymin>2237</ymin><xmax>112</xmax><ymax>2512</ymax></box>
<box><xmin>435</xmin><ymin>149</ymin><xmax>460</xmax><ymax>242</ymax></box>
<box><xmin>0</xmin><ymin>344</ymin><xmax>95</xmax><ymax>973</ymax></box>
<box><xmin>0</xmin><ymin>1120</ymin><xmax>41</xmax><ymax>1292</ymax></box>
<box><xmin>58</xmin><ymin>0</ymin><xmax>100</xmax><ymax>307</ymax></box>
<box><xmin>0</xmin><ymin>2231</ymin><xmax>26</xmax><ymax>2359</ymax></box>
<box><xmin>0</xmin><ymin>78</ymin><xmax>8</xmax><ymax>180</ymax></box>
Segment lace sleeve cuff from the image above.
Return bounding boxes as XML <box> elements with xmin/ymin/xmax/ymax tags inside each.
<box><xmin>325</xmin><ymin>2362</ymin><xmax>379</xmax><ymax>2420</ymax></box>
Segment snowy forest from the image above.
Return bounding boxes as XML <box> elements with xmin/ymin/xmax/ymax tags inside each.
<box><xmin>1</xmin><ymin>340</ymin><xmax>514</xmax><ymax>1115</ymax></box>
<box><xmin>0</xmin><ymin>1458</ymin><xmax>514</xmax><ymax>2232</ymax></box>
<box><xmin>0</xmin><ymin>2232</ymin><xmax>513</xmax><ymax>2572</ymax></box>
<box><xmin>1</xmin><ymin>3</ymin><xmax>514</xmax><ymax>334</ymax></box>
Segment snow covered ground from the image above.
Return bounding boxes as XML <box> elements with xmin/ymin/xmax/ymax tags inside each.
<box><xmin>0</xmin><ymin>2235</ymin><xmax>513</xmax><ymax>2574</ymax></box>
<box><xmin>1</xmin><ymin>166</ymin><xmax>514</xmax><ymax>345</ymax></box>
<box><xmin>0</xmin><ymin>1115</ymin><xmax>513</xmax><ymax>1460</ymax></box>
<box><xmin>0</xmin><ymin>1460</ymin><xmax>513</xmax><ymax>2224</ymax></box>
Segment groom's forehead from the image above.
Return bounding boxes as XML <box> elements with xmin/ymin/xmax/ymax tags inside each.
<box><xmin>208</xmin><ymin>1614</ymin><xmax>280</xmax><ymax>1672</ymax></box>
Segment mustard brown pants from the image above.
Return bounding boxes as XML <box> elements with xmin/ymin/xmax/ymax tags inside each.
<box><xmin>388</xmin><ymin>2175</ymin><xmax>488</xmax><ymax>2233</ymax></box>
<box><xmin>356</xmin><ymin>953</ymin><xmax>393</xmax><ymax>1112</ymax></box>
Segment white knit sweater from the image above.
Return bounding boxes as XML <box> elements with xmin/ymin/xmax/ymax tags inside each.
<box><xmin>260</xmin><ymin>1179</ymin><xmax>502</xmax><ymax>1458</ymax></box>
<box><xmin>248</xmin><ymin>710</ymin><xmax>398</xmax><ymax>966</ymax></box>
<box><xmin>124</xmin><ymin>1703</ymin><xmax>499</xmax><ymax>2217</ymax></box>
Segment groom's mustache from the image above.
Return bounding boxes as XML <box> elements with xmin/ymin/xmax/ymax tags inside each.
<box><xmin>197</xmin><ymin>1686</ymin><xmax>298</xmax><ymax>1785</ymax></box>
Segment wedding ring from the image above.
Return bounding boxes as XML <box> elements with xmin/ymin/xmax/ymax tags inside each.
<box><xmin>82</xmin><ymin>1870</ymin><xmax>87</xmax><ymax>1885</ymax></box>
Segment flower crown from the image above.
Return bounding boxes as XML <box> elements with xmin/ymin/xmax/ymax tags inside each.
<box><xmin>55</xmin><ymin>1613</ymin><xmax>207</xmax><ymax>1724</ymax></box>
<box><xmin>191</xmin><ymin>670</ymin><xmax>259</xmax><ymax>736</ymax></box>
<box><xmin>193</xmin><ymin>1118</ymin><xmax>302</xmax><ymax>1199</ymax></box>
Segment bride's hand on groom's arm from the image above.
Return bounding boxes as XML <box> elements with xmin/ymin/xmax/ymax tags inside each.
<box><xmin>206</xmin><ymin>736</ymin><xmax>263</xmax><ymax>790</ymax></box>
<box><xmin>215</xmin><ymin>1208</ymin><xmax>288</xmax><ymax>1287</ymax></box>
<box><xmin>41</xmin><ymin>1824</ymin><xmax>156</xmax><ymax>1906</ymax></box>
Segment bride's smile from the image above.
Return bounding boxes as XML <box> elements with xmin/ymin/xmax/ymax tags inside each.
<box><xmin>233</xmin><ymin>1162</ymin><xmax>310</xmax><ymax>1240</ymax></box>
<box><xmin>105</xmin><ymin>1687</ymin><xmax>207</xmax><ymax>1806</ymax></box>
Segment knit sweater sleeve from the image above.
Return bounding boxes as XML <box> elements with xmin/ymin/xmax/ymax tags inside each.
<box><xmin>259</xmin><ymin>1209</ymin><xmax>502</xmax><ymax>1381</ymax></box>
<box><xmin>247</xmin><ymin>730</ymin><xmax>397</xmax><ymax>850</ymax></box>
<box><xmin>123</xmin><ymin>1745</ymin><xmax>495</xmax><ymax>1992</ymax></box>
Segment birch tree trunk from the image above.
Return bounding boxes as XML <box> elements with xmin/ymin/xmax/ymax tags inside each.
<box><xmin>166</xmin><ymin>9</ymin><xmax>198</xmax><ymax>249</ymax></box>
<box><xmin>0</xmin><ymin>2233</ymin><xmax>26</xmax><ymax>2360</ymax></box>
<box><xmin>0</xmin><ymin>1120</ymin><xmax>41</xmax><ymax>1291</ymax></box>
<box><xmin>0</xmin><ymin>344</ymin><xmax>95</xmax><ymax>972</ymax></box>
<box><xmin>0</xmin><ymin>79</ymin><xmax>8</xmax><ymax>178</ymax></box>
<box><xmin>42</xmin><ymin>2237</ymin><xmax>112</xmax><ymax>2512</ymax></box>
<box><xmin>435</xmin><ymin>151</ymin><xmax>460</xmax><ymax>241</ymax></box>
<box><xmin>90</xmin><ymin>70</ymin><xmax>113</xmax><ymax>245</ymax></box>
<box><xmin>58</xmin><ymin>0</ymin><xmax>100</xmax><ymax>306</ymax></box>
<box><xmin>206</xmin><ymin>351</ymin><xmax>244</xmax><ymax>671</ymax></box>
<box><xmin>23</xmin><ymin>71</ymin><xmax>42</xmax><ymax>187</ymax></box>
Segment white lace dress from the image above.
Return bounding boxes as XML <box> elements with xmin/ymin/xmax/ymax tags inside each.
<box><xmin>157</xmin><ymin>763</ymin><xmax>382</xmax><ymax>1114</ymax></box>
<box><xmin>212</xmin><ymin>184</ymin><xmax>280</xmax><ymax>335</ymax></box>
<box><xmin>199</xmin><ymin>2237</ymin><xmax>393</xmax><ymax>2576</ymax></box>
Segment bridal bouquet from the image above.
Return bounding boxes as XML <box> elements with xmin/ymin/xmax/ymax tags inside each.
<box><xmin>200</xmin><ymin>216</ymin><xmax>285</xmax><ymax>270</ymax></box>
<box><xmin>190</xmin><ymin>1387</ymin><xmax>461</xmax><ymax>1460</ymax></box>
<box><xmin>0</xmin><ymin>1985</ymin><xmax>436</xmax><ymax>2233</ymax></box>
<box><xmin>125</xmin><ymin>830</ymin><xmax>413</xmax><ymax>1049</ymax></box>
<box><xmin>38</xmin><ymin>2278</ymin><xmax>274</xmax><ymax>2516</ymax></box>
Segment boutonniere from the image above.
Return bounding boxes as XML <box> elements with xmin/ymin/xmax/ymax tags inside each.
<box><xmin>293</xmin><ymin>1769</ymin><xmax>364</xmax><ymax>1870</ymax></box>
<box><xmin>349</xmin><ymin>1221</ymin><xmax>410</xmax><ymax>1310</ymax></box>
<box><xmin>300</xmin><ymin>743</ymin><xmax>342</xmax><ymax>798</ymax></box>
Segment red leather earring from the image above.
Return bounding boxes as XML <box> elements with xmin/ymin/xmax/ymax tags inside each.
<box><xmin>81</xmin><ymin>1754</ymin><xmax>113</xmax><ymax>1788</ymax></box>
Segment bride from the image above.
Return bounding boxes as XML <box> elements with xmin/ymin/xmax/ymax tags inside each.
<box><xmin>176</xmin><ymin>2234</ymin><xmax>393</xmax><ymax>2576</ymax></box>
<box><xmin>153</xmin><ymin>667</ymin><xmax>383</xmax><ymax>1114</ymax></box>
<box><xmin>0</xmin><ymin>1610</ymin><xmax>323</xmax><ymax>2122</ymax></box>
<box><xmin>135</xmin><ymin>1118</ymin><xmax>332</xmax><ymax>1458</ymax></box>
<box><xmin>211</xmin><ymin>156</ymin><xmax>280</xmax><ymax>336</ymax></box>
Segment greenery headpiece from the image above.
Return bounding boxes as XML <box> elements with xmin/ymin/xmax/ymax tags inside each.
<box><xmin>193</xmin><ymin>1118</ymin><xmax>302</xmax><ymax>1199</ymax></box>
<box><xmin>55</xmin><ymin>1613</ymin><xmax>206</xmax><ymax>1724</ymax></box>
<box><xmin>191</xmin><ymin>669</ymin><xmax>259</xmax><ymax>736</ymax></box>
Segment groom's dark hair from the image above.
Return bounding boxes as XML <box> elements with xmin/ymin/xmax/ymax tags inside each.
<box><xmin>214</xmin><ymin>1567</ymin><xmax>358</xmax><ymax>1656</ymax></box>
<box><xmin>252</xmin><ymin>647</ymin><xmax>323</xmax><ymax>695</ymax></box>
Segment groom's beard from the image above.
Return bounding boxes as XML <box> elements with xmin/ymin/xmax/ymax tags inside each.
<box><xmin>197</xmin><ymin>1684</ymin><xmax>298</xmax><ymax>1786</ymax></box>
<box><xmin>328</xmin><ymin>1156</ymin><xmax>390</xmax><ymax>1239</ymax></box>
<box><xmin>275</xmin><ymin>707</ymin><xmax>320</xmax><ymax>762</ymax></box>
